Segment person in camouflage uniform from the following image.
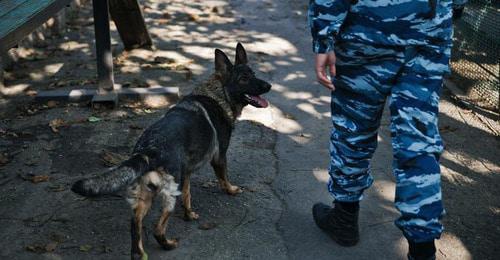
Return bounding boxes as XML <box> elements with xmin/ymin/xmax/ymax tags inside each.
<box><xmin>308</xmin><ymin>1</ymin><xmax>467</xmax><ymax>259</ymax></box>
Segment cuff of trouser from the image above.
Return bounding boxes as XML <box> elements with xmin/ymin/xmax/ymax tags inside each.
<box><xmin>312</xmin><ymin>37</ymin><xmax>335</xmax><ymax>53</ymax></box>
<box><xmin>398</xmin><ymin>224</ymin><xmax>443</xmax><ymax>243</ymax></box>
<box><xmin>327</xmin><ymin>181</ymin><xmax>364</xmax><ymax>202</ymax></box>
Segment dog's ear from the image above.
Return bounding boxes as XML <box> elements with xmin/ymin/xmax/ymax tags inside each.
<box><xmin>215</xmin><ymin>49</ymin><xmax>233</xmax><ymax>74</ymax></box>
<box><xmin>235</xmin><ymin>42</ymin><xmax>248</xmax><ymax>65</ymax></box>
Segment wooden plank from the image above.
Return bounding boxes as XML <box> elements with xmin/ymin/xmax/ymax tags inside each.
<box><xmin>0</xmin><ymin>0</ymin><xmax>72</xmax><ymax>52</ymax></box>
<box><xmin>35</xmin><ymin>86</ymin><xmax>180</xmax><ymax>102</ymax></box>
<box><xmin>0</xmin><ymin>0</ymin><xmax>29</xmax><ymax>19</ymax></box>
<box><xmin>109</xmin><ymin>0</ymin><xmax>152</xmax><ymax>50</ymax></box>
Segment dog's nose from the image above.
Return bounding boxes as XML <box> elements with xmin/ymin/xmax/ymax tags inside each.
<box><xmin>264</xmin><ymin>82</ymin><xmax>272</xmax><ymax>91</ymax></box>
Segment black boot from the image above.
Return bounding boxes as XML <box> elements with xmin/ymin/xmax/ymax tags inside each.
<box><xmin>407</xmin><ymin>240</ymin><xmax>436</xmax><ymax>260</ymax></box>
<box><xmin>312</xmin><ymin>201</ymin><xmax>359</xmax><ymax>246</ymax></box>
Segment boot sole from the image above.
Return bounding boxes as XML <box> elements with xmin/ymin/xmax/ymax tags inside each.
<box><xmin>326</xmin><ymin>231</ymin><xmax>359</xmax><ymax>247</ymax></box>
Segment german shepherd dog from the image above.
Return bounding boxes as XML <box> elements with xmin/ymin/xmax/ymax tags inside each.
<box><xmin>71</xmin><ymin>43</ymin><xmax>271</xmax><ymax>260</ymax></box>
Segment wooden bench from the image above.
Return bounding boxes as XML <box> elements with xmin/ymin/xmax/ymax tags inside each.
<box><xmin>0</xmin><ymin>0</ymin><xmax>178</xmax><ymax>107</ymax></box>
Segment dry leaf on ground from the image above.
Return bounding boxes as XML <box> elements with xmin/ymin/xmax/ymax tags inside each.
<box><xmin>47</xmin><ymin>101</ymin><xmax>58</xmax><ymax>108</ymax></box>
<box><xmin>0</xmin><ymin>153</ymin><xmax>10</xmax><ymax>166</ymax></box>
<box><xmin>20</xmin><ymin>174</ymin><xmax>50</xmax><ymax>183</ymax></box>
<box><xmin>198</xmin><ymin>222</ymin><xmax>217</xmax><ymax>230</ymax></box>
<box><xmin>44</xmin><ymin>242</ymin><xmax>58</xmax><ymax>252</ymax></box>
<box><xmin>25</xmin><ymin>241</ymin><xmax>58</xmax><ymax>253</ymax></box>
<box><xmin>49</xmin><ymin>119</ymin><xmax>65</xmax><ymax>133</ymax></box>
<box><xmin>100</xmin><ymin>150</ymin><xmax>128</xmax><ymax>167</ymax></box>
<box><xmin>79</xmin><ymin>244</ymin><xmax>92</xmax><ymax>252</ymax></box>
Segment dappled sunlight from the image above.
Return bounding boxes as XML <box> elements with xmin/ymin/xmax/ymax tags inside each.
<box><xmin>246</xmin><ymin>34</ymin><xmax>297</xmax><ymax>56</ymax></box>
<box><xmin>283</xmin><ymin>71</ymin><xmax>307</xmax><ymax>82</ymax></box>
<box><xmin>438</xmin><ymin>233</ymin><xmax>472</xmax><ymax>259</ymax></box>
<box><xmin>441</xmin><ymin>152</ymin><xmax>477</xmax><ymax>185</ymax></box>
<box><xmin>0</xmin><ymin>83</ymin><xmax>31</xmax><ymax>96</ymax></box>
<box><xmin>297</xmin><ymin>102</ymin><xmax>324</xmax><ymax>120</ymax></box>
<box><xmin>269</xmin><ymin>111</ymin><xmax>303</xmax><ymax>135</ymax></box>
<box><xmin>312</xmin><ymin>168</ymin><xmax>329</xmax><ymax>183</ymax></box>
<box><xmin>282</xmin><ymin>91</ymin><xmax>313</xmax><ymax>100</ymax></box>
<box><xmin>371</xmin><ymin>179</ymin><xmax>397</xmax><ymax>211</ymax></box>
<box><xmin>238</xmin><ymin>105</ymin><xmax>274</xmax><ymax>128</ymax></box>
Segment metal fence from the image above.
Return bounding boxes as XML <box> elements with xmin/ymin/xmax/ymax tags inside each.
<box><xmin>450</xmin><ymin>0</ymin><xmax>499</xmax><ymax>112</ymax></box>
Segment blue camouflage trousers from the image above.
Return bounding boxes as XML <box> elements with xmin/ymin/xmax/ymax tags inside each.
<box><xmin>327</xmin><ymin>42</ymin><xmax>448</xmax><ymax>242</ymax></box>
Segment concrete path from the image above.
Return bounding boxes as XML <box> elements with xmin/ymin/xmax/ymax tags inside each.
<box><xmin>0</xmin><ymin>0</ymin><xmax>498</xmax><ymax>259</ymax></box>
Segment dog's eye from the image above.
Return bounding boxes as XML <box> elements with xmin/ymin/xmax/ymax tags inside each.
<box><xmin>239</xmin><ymin>76</ymin><xmax>250</xmax><ymax>83</ymax></box>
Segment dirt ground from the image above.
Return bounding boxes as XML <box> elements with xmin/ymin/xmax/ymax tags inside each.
<box><xmin>1</xmin><ymin>0</ymin><xmax>499</xmax><ymax>259</ymax></box>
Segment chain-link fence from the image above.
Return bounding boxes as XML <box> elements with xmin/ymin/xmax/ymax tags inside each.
<box><xmin>450</xmin><ymin>0</ymin><xmax>499</xmax><ymax>112</ymax></box>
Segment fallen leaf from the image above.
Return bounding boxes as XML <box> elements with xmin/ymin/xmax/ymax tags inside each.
<box><xmin>48</xmin><ymin>184</ymin><xmax>66</xmax><ymax>192</ymax></box>
<box><xmin>101</xmin><ymin>245</ymin><xmax>112</xmax><ymax>253</ymax></box>
<box><xmin>188</xmin><ymin>13</ymin><xmax>201</xmax><ymax>22</ymax></box>
<box><xmin>439</xmin><ymin>125</ymin><xmax>458</xmax><ymax>133</ymax></box>
<box><xmin>246</xmin><ymin>187</ymin><xmax>257</xmax><ymax>192</ymax></box>
<box><xmin>156</xmin><ymin>18</ymin><xmax>169</xmax><ymax>25</ymax></box>
<box><xmin>49</xmin><ymin>119</ymin><xmax>65</xmax><ymax>133</ymax></box>
<box><xmin>79</xmin><ymin>244</ymin><xmax>92</xmax><ymax>252</ymax></box>
<box><xmin>31</xmin><ymin>175</ymin><xmax>50</xmax><ymax>183</ymax></box>
<box><xmin>100</xmin><ymin>150</ymin><xmax>128</xmax><ymax>167</ymax></box>
<box><xmin>198</xmin><ymin>222</ymin><xmax>217</xmax><ymax>230</ymax></box>
<box><xmin>26</xmin><ymin>244</ymin><xmax>44</xmax><ymax>253</ymax></box>
<box><xmin>88</xmin><ymin>116</ymin><xmax>102</xmax><ymax>122</ymax></box>
<box><xmin>45</xmin><ymin>242</ymin><xmax>58</xmax><ymax>252</ymax></box>
<box><xmin>20</xmin><ymin>174</ymin><xmax>50</xmax><ymax>183</ymax></box>
<box><xmin>47</xmin><ymin>101</ymin><xmax>58</xmax><ymax>108</ymax></box>
<box><xmin>161</xmin><ymin>12</ymin><xmax>171</xmax><ymax>19</ymax></box>
<box><xmin>0</xmin><ymin>153</ymin><xmax>10</xmax><ymax>166</ymax></box>
<box><xmin>26</xmin><ymin>241</ymin><xmax>57</xmax><ymax>253</ymax></box>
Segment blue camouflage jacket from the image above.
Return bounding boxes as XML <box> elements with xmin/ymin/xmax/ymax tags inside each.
<box><xmin>308</xmin><ymin>0</ymin><xmax>468</xmax><ymax>53</ymax></box>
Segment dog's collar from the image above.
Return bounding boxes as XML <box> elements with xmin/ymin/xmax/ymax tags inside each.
<box><xmin>191</xmin><ymin>74</ymin><xmax>236</xmax><ymax>126</ymax></box>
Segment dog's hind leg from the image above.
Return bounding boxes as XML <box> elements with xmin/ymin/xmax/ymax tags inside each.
<box><xmin>181</xmin><ymin>173</ymin><xmax>199</xmax><ymax>220</ymax></box>
<box><xmin>128</xmin><ymin>180</ymin><xmax>153</xmax><ymax>260</ymax></box>
<box><xmin>154</xmin><ymin>173</ymin><xmax>180</xmax><ymax>250</ymax></box>
<box><xmin>211</xmin><ymin>156</ymin><xmax>242</xmax><ymax>195</ymax></box>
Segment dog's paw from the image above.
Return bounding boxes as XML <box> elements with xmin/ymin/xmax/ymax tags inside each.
<box><xmin>161</xmin><ymin>238</ymin><xmax>179</xmax><ymax>251</ymax></box>
<box><xmin>154</xmin><ymin>234</ymin><xmax>179</xmax><ymax>251</ymax></box>
<box><xmin>225</xmin><ymin>185</ymin><xmax>243</xmax><ymax>195</ymax></box>
<box><xmin>184</xmin><ymin>211</ymin><xmax>199</xmax><ymax>221</ymax></box>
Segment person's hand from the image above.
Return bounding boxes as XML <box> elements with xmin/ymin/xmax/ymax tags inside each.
<box><xmin>314</xmin><ymin>52</ymin><xmax>336</xmax><ymax>91</ymax></box>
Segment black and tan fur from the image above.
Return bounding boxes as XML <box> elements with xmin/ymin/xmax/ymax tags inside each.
<box><xmin>71</xmin><ymin>43</ymin><xmax>271</xmax><ymax>260</ymax></box>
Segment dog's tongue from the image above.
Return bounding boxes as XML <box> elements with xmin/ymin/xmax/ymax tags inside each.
<box><xmin>250</xmin><ymin>95</ymin><xmax>268</xmax><ymax>108</ymax></box>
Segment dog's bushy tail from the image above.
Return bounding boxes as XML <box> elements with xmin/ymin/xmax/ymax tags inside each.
<box><xmin>71</xmin><ymin>154</ymin><xmax>150</xmax><ymax>197</ymax></box>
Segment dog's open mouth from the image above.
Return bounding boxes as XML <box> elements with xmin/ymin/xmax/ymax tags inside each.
<box><xmin>244</xmin><ymin>94</ymin><xmax>269</xmax><ymax>108</ymax></box>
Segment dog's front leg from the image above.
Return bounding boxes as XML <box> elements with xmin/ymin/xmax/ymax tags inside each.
<box><xmin>211</xmin><ymin>156</ymin><xmax>242</xmax><ymax>195</ymax></box>
<box><xmin>128</xmin><ymin>183</ymin><xmax>153</xmax><ymax>260</ymax></box>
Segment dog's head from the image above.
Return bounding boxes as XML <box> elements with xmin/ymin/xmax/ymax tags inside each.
<box><xmin>214</xmin><ymin>43</ymin><xmax>271</xmax><ymax>109</ymax></box>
